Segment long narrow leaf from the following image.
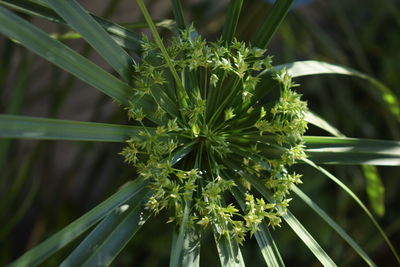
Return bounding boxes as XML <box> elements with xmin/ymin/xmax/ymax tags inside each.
<box><xmin>291</xmin><ymin>185</ymin><xmax>376</xmax><ymax>266</ymax></box>
<box><xmin>44</xmin><ymin>0</ymin><xmax>134</xmax><ymax>81</ymax></box>
<box><xmin>252</xmin><ymin>0</ymin><xmax>294</xmax><ymax>48</ymax></box>
<box><xmin>303</xmin><ymin>158</ymin><xmax>400</xmax><ymax>264</ymax></box>
<box><xmin>80</xmin><ymin>192</ymin><xmax>152</xmax><ymax>267</ymax></box>
<box><xmin>9</xmin><ymin>178</ymin><xmax>148</xmax><ymax>267</ymax></box>
<box><xmin>0</xmin><ymin>115</ymin><xmax>148</xmax><ymax>142</ymax></box>
<box><xmin>0</xmin><ymin>6</ymin><xmax>131</xmax><ymax>105</ymax></box>
<box><xmin>221</xmin><ymin>0</ymin><xmax>244</xmax><ymax>44</ymax></box>
<box><xmin>226</xmin><ymin>159</ymin><xmax>336</xmax><ymax>266</ymax></box>
<box><xmin>230</xmin><ymin>186</ymin><xmax>284</xmax><ymax>267</ymax></box>
<box><xmin>0</xmin><ymin>0</ymin><xmax>141</xmax><ymax>51</ymax></box>
<box><xmin>171</xmin><ymin>0</ymin><xmax>185</xmax><ymax>30</ymax></box>
<box><xmin>274</xmin><ymin>60</ymin><xmax>400</xmax><ymax>120</ymax></box>
<box><xmin>170</xmin><ymin>200</ymin><xmax>192</xmax><ymax>267</ymax></box>
<box><xmin>60</xmin><ymin>189</ymin><xmax>150</xmax><ymax>266</ymax></box>
<box><xmin>214</xmin><ymin>233</ymin><xmax>245</xmax><ymax>267</ymax></box>
<box><xmin>180</xmin><ymin>228</ymin><xmax>201</xmax><ymax>267</ymax></box>
<box><xmin>303</xmin><ymin>136</ymin><xmax>400</xmax><ymax>166</ymax></box>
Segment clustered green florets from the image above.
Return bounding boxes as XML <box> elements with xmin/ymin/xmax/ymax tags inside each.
<box><xmin>120</xmin><ymin>27</ymin><xmax>308</xmax><ymax>244</ymax></box>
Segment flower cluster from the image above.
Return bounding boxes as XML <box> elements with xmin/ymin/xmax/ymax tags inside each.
<box><xmin>121</xmin><ymin>27</ymin><xmax>308</xmax><ymax>244</ymax></box>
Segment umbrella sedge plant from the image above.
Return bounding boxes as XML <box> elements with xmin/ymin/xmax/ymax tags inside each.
<box><xmin>0</xmin><ymin>0</ymin><xmax>399</xmax><ymax>266</ymax></box>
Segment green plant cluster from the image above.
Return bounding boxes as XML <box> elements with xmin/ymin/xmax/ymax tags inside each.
<box><xmin>120</xmin><ymin>27</ymin><xmax>308</xmax><ymax>244</ymax></box>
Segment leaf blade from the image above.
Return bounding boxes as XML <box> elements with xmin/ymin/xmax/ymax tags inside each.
<box><xmin>0</xmin><ymin>6</ymin><xmax>131</xmax><ymax>105</ymax></box>
<box><xmin>221</xmin><ymin>0</ymin><xmax>244</xmax><ymax>44</ymax></box>
<box><xmin>44</xmin><ymin>0</ymin><xmax>134</xmax><ymax>81</ymax></box>
<box><xmin>0</xmin><ymin>115</ymin><xmax>148</xmax><ymax>142</ymax></box>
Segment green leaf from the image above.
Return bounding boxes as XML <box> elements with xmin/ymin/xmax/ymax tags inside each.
<box><xmin>0</xmin><ymin>6</ymin><xmax>132</xmax><ymax>105</ymax></box>
<box><xmin>0</xmin><ymin>0</ymin><xmax>141</xmax><ymax>51</ymax></box>
<box><xmin>171</xmin><ymin>0</ymin><xmax>186</xmax><ymax>30</ymax></box>
<box><xmin>180</xmin><ymin>228</ymin><xmax>201</xmax><ymax>267</ymax></box>
<box><xmin>291</xmin><ymin>185</ymin><xmax>376</xmax><ymax>266</ymax></box>
<box><xmin>252</xmin><ymin>0</ymin><xmax>294</xmax><ymax>48</ymax></box>
<box><xmin>230</xmin><ymin>186</ymin><xmax>284</xmax><ymax>267</ymax></box>
<box><xmin>303</xmin><ymin>136</ymin><xmax>400</xmax><ymax>166</ymax></box>
<box><xmin>303</xmin><ymin>158</ymin><xmax>400</xmax><ymax>264</ymax></box>
<box><xmin>221</xmin><ymin>0</ymin><xmax>244</xmax><ymax>44</ymax></box>
<box><xmin>80</xmin><ymin>192</ymin><xmax>151</xmax><ymax>267</ymax></box>
<box><xmin>0</xmin><ymin>115</ymin><xmax>148</xmax><ymax>142</ymax></box>
<box><xmin>274</xmin><ymin>60</ymin><xmax>400</xmax><ymax>120</ymax></box>
<box><xmin>170</xmin><ymin>200</ymin><xmax>192</xmax><ymax>267</ymax></box>
<box><xmin>305</xmin><ymin>111</ymin><xmax>344</xmax><ymax>137</ymax></box>
<box><xmin>60</xmin><ymin>189</ymin><xmax>151</xmax><ymax>266</ymax></box>
<box><xmin>225</xmin><ymin>159</ymin><xmax>335</xmax><ymax>266</ymax></box>
<box><xmin>44</xmin><ymin>0</ymin><xmax>134</xmax><ymax>81</ymax></box>
<box><xmin>362</xmin><ymin>165</ymin><xmax>385</xmax><ymax>216</ymax></box>
<box><xmin>214</xmin><ymin>234</ymin><xmax>245</xmax><ymax>267</ymax></box>
<box><xmin>9</xmin><ymin>178</ymin><xmax>148</xmax><ymax>267</ymax></box>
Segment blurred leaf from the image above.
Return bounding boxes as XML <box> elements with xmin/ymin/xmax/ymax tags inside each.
<box><xmin>252</xmin><ymin>0</ymin><xmax>294</xmax><ymax>48</ymax></box>
<box><xmin>0</xmin><ymin>115</ymin><xmax>148</xmax><ymax>142</ymax></box>
<box><xmin>305</xmin><ymin>111</ymin><xmax>344</xmax><ymax>137</ymax></box>
<box><xmin>0</xmin><ymin>6</ymin><xmax>132</xmax><ymax>105</ymax></box>
<box><xmin>291</xmin><ymin>185</ymin><xmax>376</xmax><ymax>266</ymax></box>
<box><xmin>362</xmin><ymin>165</ymin><xmax>385</xmax><ymax>216</ymax></box>
<box><xmin>9</xmin><ymin>178</ymin><xmax>148</xmax><ymax>267</ymax></box>
<box><xmin>303</xmin><ymin>158</ymin><xmax>400</xmax><ymax>264</ymax></box>
<box><xmin>170</xmin><ymin>200</ymin><xmax>192</xmax><ymax>267</ymax></box>
<box><xmin>274</xmin><ymin>60</ymin><xmax>400</xmax><ymax>120</ymax></box>
<box><xmin>0</xmin><ymin>0</ymin><xmax>141</xmax><ymax>51</ymax></box>
<box><xmin>303</xmin><ymin>136</ymin><xmax>400</xmax><ymax>166</ymax></box>
<box><xmin>222</xmin><ymin>0</ymin><xmax>244</xmax><ymax>44</ymax></box>
<box><xmin>60</xmin><ymin>189</ymin><xmax>150</xmax><ymax>266</ymax></box>
<box><xmin>171</xmin><ymin>0</ymin><xmax>185</xmax><ymax>30</ymax></box>
<box><xmin>78</xmin><ymin>191</ymin><xmax>151</xmax><ymax>267</ymax></box>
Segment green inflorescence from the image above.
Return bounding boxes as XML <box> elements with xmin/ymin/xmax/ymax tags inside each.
<box><xmin>120</xmin><ymin>26</ymin><xmax>308</xmax><ymax>244</ymax></box>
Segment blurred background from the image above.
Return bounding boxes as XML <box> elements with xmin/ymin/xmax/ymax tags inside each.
<box><xmin>0</xmin><ymin>0</ymin><xmax>399</xmax><ymax>265</ymax></box>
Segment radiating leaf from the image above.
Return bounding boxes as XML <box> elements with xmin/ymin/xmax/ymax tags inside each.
<box><xmin>171</xmin><ymin>0</ymin><xmax>186</xmax><ymax>30</ymax></box>
<box><xmin>303</xmin><ymin>158</ymin><xmax>400</xmax><ymax>264</ymax></box>
<box><xmin>214</xmin><ymin>233</ymin><xmax>245</xmax><ymax>267</ymax></box>
<box><xmin>44</xmin><ymin>0</ymin><xmax>134</xmax><ymax>81</ymax></box>
<box><xmin>0</xmin><ymin>0</ymin><xmax>141</xmax><ymax>51</ymax></box>
<box><xmin>274</xmin><ymin>60</ymin><xmax>400</xmax><ymax>120</ymax></box>
<box><xmin>60</xmin><ymin>189</ymin><xmax>151</xmax><ymax>266</ymax></box>
<box><xmin>80</xmin><ymin>192</ymin><xmax>151</xmax><ymax>267</ymax></box>
<box><xmin>170</xmin><ymin>200</ymin><xmax>192</xmax><ymax>267</ymax></box>
<box><xmin>0</xmin><ymin>115</ymin><xmax>148</xmax><ymax>142</ymax></box>
<box><xmin>305</xmin><ymin>111</ymin><xmax>344</xmax><ymax>137</ymax></box>
<box><xmin>0</xmin><ymin>6</ymin><xmax>131</xmax><ymax>105</ymax></box>
<box><xmin>180</xmin><ymin>228</ymin><xmax>201</xmax><ymax>267</ymax></box>
<box><xmin>291</xmin><ymin>185</ymin><xmax>376</xmax><ymax>266</ymax></box>
<box><xmin>303</xmin><ymin>136</ymin><xmax>400</xmax><ymax>166</ymax></box>
<box><xmin>230</xmin><ymin>186</ymin><xmax>284</xmax><ymax>267</ymax></box>
<box><xmin>252</xmin><ymin>0</ymin><xmax>294</xmax><ymax>48</ymax></box>
<box><xmin>9</xmin><ymin>178</ymin><xmax>148</xmax><ymax>267</ymax></box>
<box><xmin>222</xmin><ymin>0</ymin><xmax>244</xmax><ymax>44</ymax></box>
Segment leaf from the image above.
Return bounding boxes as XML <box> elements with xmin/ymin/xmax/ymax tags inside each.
<box><xmin>0</xmin><ymin>6</ymin><xmax>132</xmax><ymax>105</ymax></box>
<box><xmin>303</xmin><ymin>136</ymin><xmax>400</xmax><ymax>166</ymax></box>
<box><xmin>0</xmin><ymin>0</ymin><xmax>141</xmax><ymax>51</ymax></box>
<box><xmin>252</xmin><ymin>0</ymin><xmax>294</xmax><ymax>48</ymax></box>
<box><xmin>60</xmin><ymin>189</ymin><xmax>151</xmax><ymax>266</ymax></box>
<box><xmin>274</xmin><ymin>60</ymin><xmax>400</xmax><ymax>120</ymax></box>
<box><xmin>170</xmin><ymin>200</ymin><xmax>192</xmax><ymax>267</ymax></box>
<box><xmin>225</xmin><ymin>159</ymin><xmax>335</xmax><ymax>266</ymax></box>
<box><xmin>171</xmin><ymin>0</ymin><xmax>186</xmax><ymax>30</ymax></box>
<box><xmin>0</xmin><ymin>115</ymin><xmax>149</xmax><ymax>142</ymax></box>
<box><xmin>9</xmin><ymin>178</ymin><xmax>148</xmax><ymax>267</ymax></box>
<box><xmin>80</xmin><ymin>192</ymin><xmax>152</xmax><ymax>267</ymax></box>
<box><xmin>304</xmin><ymin>111</ymin><xmax>344</xmax><ymax>137</ymax></box>
<box><xmin>221</xmin><ymin>0</ymin><xmax>244</xmax><ymax>44</ymax></box>
<box><xmin>362</xmin><ymin>165</ymin><xmax>385</xmax><ymax>217</ymax></box>
<box><xmin>180</xmin><ymin>228</ymin><xmax>201</xmax><ymax>267</ymax></box>
<box><xmin>214</xmin><ymin>234</ymin><xmax>245</xmax><ymax>267</ymax></box>
<box><xmin>44</xmin><ymin>0</ymin><xmax>134</xmax><ymax>81</ymax></box>
<box><xmin>303</xmin><ymin>158</ymin><xmax>400</xmax><ymax>264</ymax></box>
<box><xmin>291</xmin><ymin>185</ymin><xmax>376</xmax><ymax>266</ymax></box>
<box><xmin>230</xmin><ymin>186</ymin><xmax>284</xmax><ymax>267</ymax></box>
